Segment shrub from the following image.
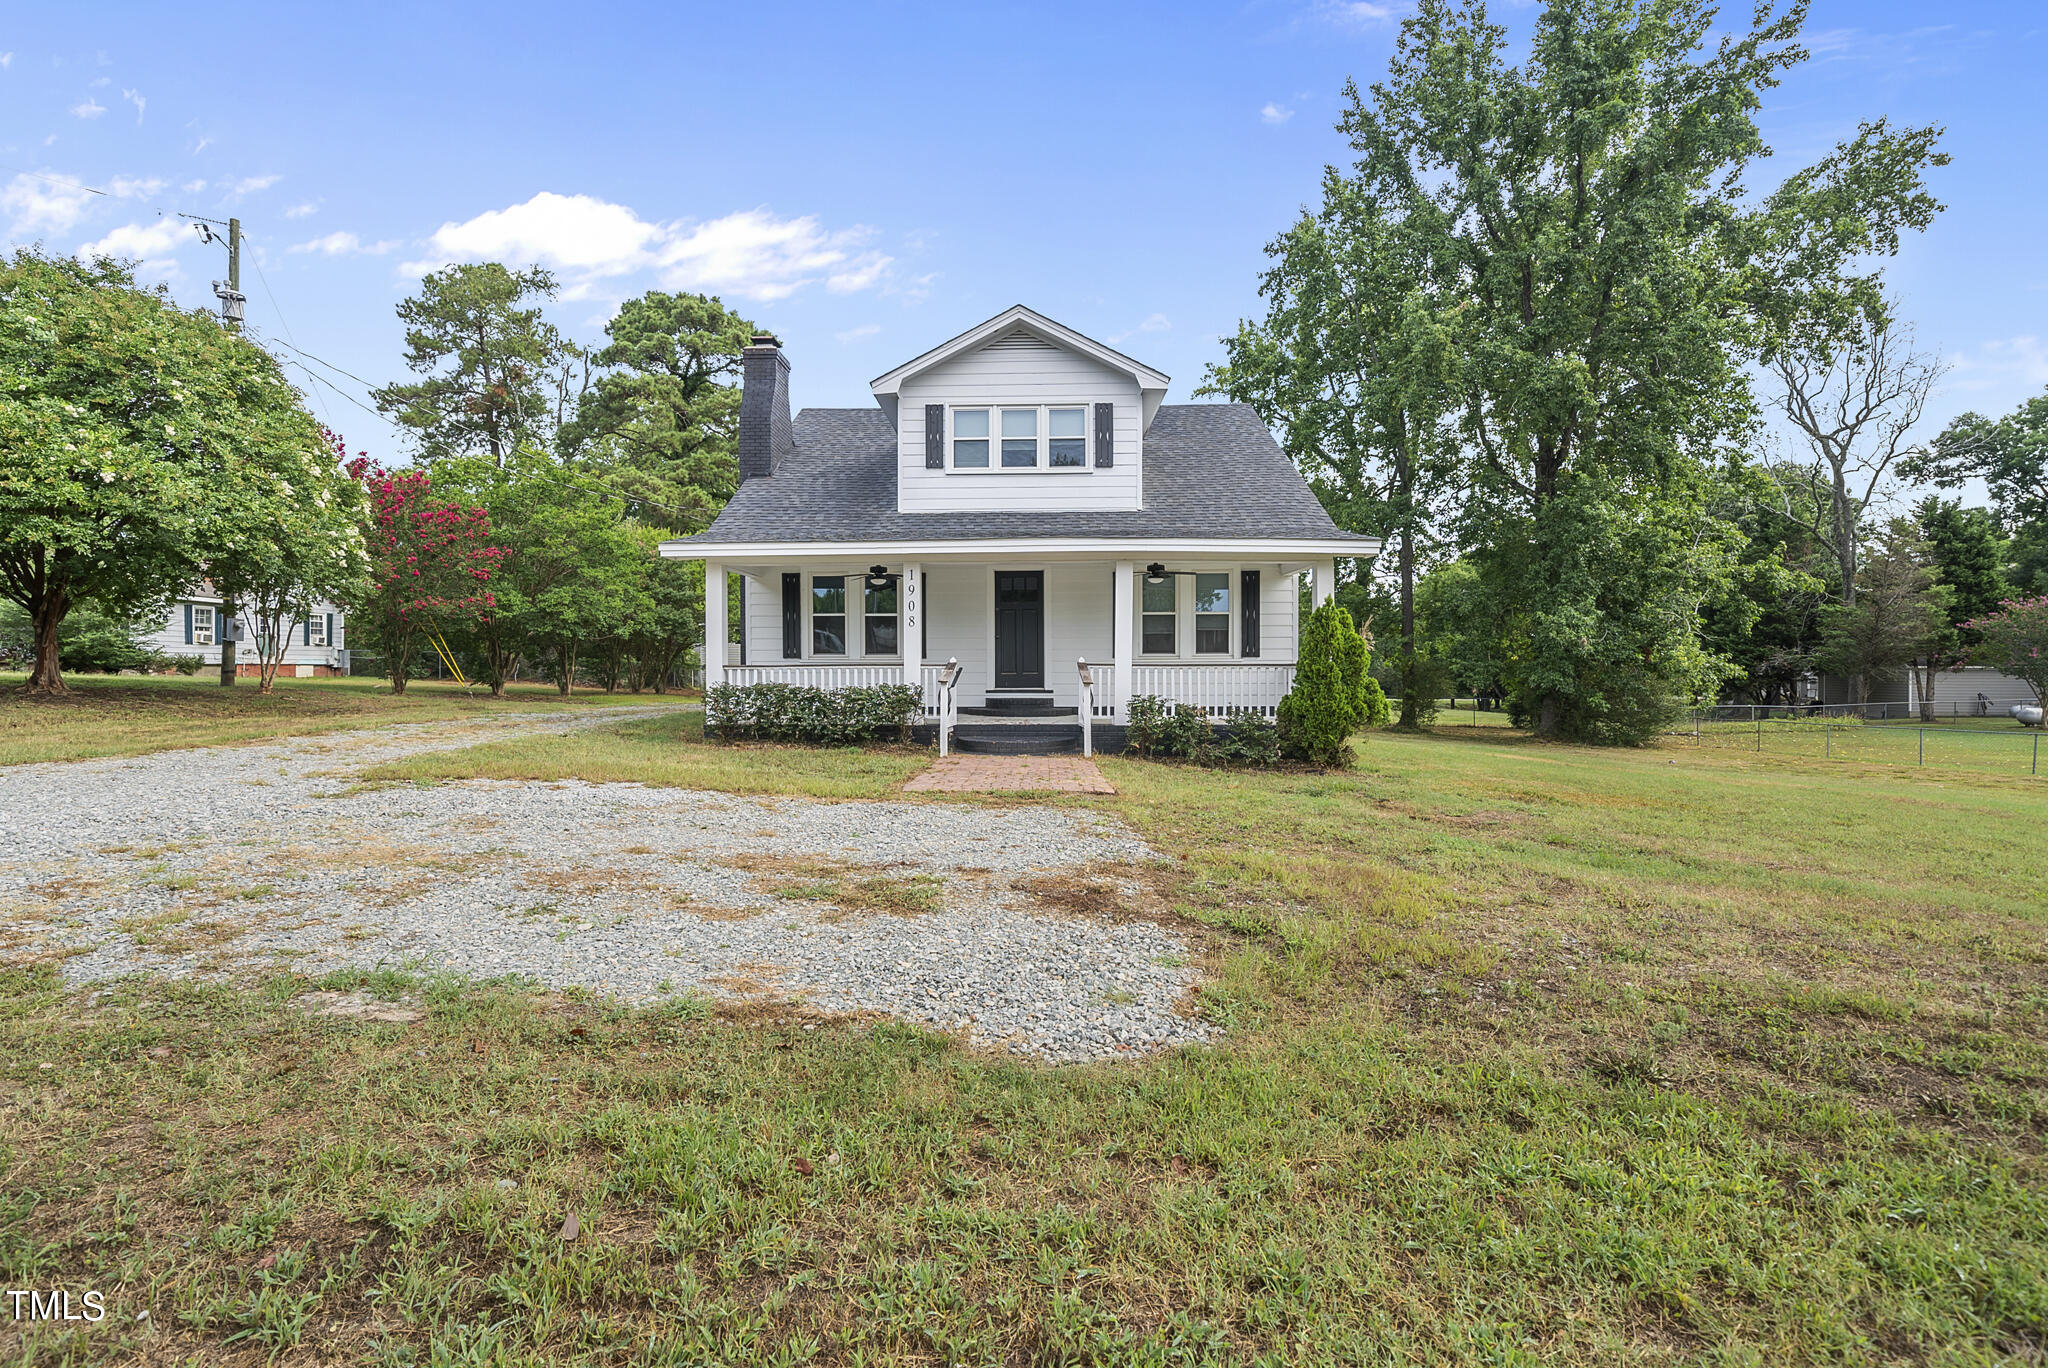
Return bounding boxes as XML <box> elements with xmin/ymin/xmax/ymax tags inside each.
<box><xmin>1123</xmin><ymin>694</ymin><xmax>1218</xmax><ymax>758</ymax></box>
<box><xmin>1206</xmin><ymin>709</ymin><xmax>1281</xmax><ymax>766</ymax></box>
<box><xmin>166</xmin><ymin>654</ymin><xmax>203</xmax><ymax>676</ymax></box>
<box><xmin>1279</xmin><ymin>601</ymin><xmax>1370</xmax><ymax>765</ymax></box>
<box><xmin>55</xmin><ymin>607</ymin><xmax>153</xmax><ymax>674</ymax></box>
<box><xmin>706</xmin><ymin>682</ymin><xmax>923</xmax><ymax>744</ymax></box>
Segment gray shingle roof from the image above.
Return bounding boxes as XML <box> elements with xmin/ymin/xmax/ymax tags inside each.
<box><xmin>676</xmin><ymin>403</ymin><xmax>1369</xmax><ymax>545</ymax></box>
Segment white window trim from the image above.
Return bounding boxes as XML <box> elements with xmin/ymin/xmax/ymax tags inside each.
<box><xmin>191</xmin><ymin>604</ymin><xmax>216</xmax><ymax>647</ymax></box>
<box><xmin>803</xmin><ymin>571</ymin><xmax>903</xmax><ymax>663</ymax></box>
<box><xmin>307</xmin><ymin>614</ymin><xmax>330</xmax><ymax>648</ymax></box>
<box><xmin>949</xmin><ymin>403</ymin><xmax>1094</xmax><ymax>473</ymax></box>
<box><xmin>1135</xmin><ymin>566</ymin><xmax>1243</xmax><ymax>661</ymax></box>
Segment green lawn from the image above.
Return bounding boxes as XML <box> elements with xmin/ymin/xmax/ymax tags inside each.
<box><xmin>0</xmin><ymin>673</ymin><xmax>687</xmax><ymax>767</ymax></box>
<box><xmin>3</xmin><ymin>711</ymin><xmax>2043</xmax><ymax>1365</ymax></box>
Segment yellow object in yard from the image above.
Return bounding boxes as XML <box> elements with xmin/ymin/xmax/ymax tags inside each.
<box><xmin>426</xmin><ymin>632</ymin><xmax>470</xmax><ymax>686</ymax></box>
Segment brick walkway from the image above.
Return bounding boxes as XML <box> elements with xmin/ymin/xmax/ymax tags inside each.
<box><xmin>903</xmin><ymin>754</ymin><xmax>1117</xmax><ymax>794</ymax></box>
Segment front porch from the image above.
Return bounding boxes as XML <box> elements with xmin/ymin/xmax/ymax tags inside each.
<box><xmin>699</xmin><ymin>551</ymin><xmax>1341</xmax><ymax>725</ymax></box>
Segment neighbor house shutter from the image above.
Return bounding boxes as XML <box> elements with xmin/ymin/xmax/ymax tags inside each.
<box><xmin>1093</xmin><ymin>402</ymin><xmax>1114</xmax><ymax>468</ymax></box>
<box><xmin>781</xmin><ymin>573</ymin><xmax>802</xmax><ymax>658</ymax></box>
<box><xmin>1240</xmin><ymin>570</ymin><xmax>1260</xmax><ymax>658</ymax></box>
<box><xmin>924</xmin><ymin>404</ymin><xmax>945</xmax><ymax>469</ymax></box>
<box><xmin>184</xmin><ymin>605</ymin><xmax>194</xmax><ymax>644</ymax></box>
<box><xmin>303</xmin><ymin>618</ymin><xmax>312</xmax><ymax>645</ymax></box>
<box><xmin>326</xmin><ymin>613</ymin><xmax>335</xmax><ymax>646</ymax></box>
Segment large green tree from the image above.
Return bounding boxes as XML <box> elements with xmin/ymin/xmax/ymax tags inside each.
<box><xmin>374</xmin><ymin>263</ymin><xmax>572</xmax><ymax>465</ymax></box>
<box><xmin>1204</xmin><ymin>174</ymin><xmax>1459</xmax><ymax>729</ymax></box>
<box><xmin>0</xmin><ymin>250</ymin><xmax>329</xmax><ymax>694</ymax></box>
<box><xmin>1904</xmin><ymin>385</ymin><xmax>2048</xmax><ymax>596</ymax></box>
<box><xmin>559</xmin><ymin>291</ymin><xmax>756</xmax><ymax>534</ymax></box>
<box><xmin>1815</xmin><ymin>518</ymin><xmax>1950</xmax><ymax>707</ymax></box>
<box><xmin>1906</xmin><ymin>496</ymin><xmax>2008</xmax><ymax>719</ymax></box>
<box><xmin>1327</xmin><ymin>0</ymin><xmax>1945</xmax><ymax>740</ymax></box>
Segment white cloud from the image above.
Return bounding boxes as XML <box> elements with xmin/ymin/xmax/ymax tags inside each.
<box><xmin>290</xmin><ymin>230</ymin><xmax>398</xmax><ymax>256</ymax></box>
<box><xmin>122</xmin><ymin>88</ymin><xmax>144</xmax><ymax>124</ymax></box>
<box><xmin>0</xmin><ymin>53</ymin><xmax>13</xmax><ymax>70</ymax></box>
<box><xmin>70</xmin><ymin>98</ymin><xmax>106</xmax><ymax>119</ymax></box>
<box><xmin>1303</xmin><ymin>0</ymin><xmax>1396</xmax><ymax>29</ymax></box>
<box><xmin>191</xmin><ymin>135</ymin><xmax>211</xmax><ymax>154</ymax></box>
<box><xmin>106</xmin><ymin>175</ymin><xmax>164</xmax><ymax>199</ymax></box>
<box><xmin>1947</xmin><ymin>336</ymin><xmax>2048</xmax><ymax>394</ymax></box>
<box><xmin>89</xmin><ymin>76</ymin><xmax>110</xmax><ymax>88</ymax></box>
<box><xmin>1260</xmin><ymin>102</ymin><xmax>1295</xmax><ymax>125</ymax></box>
<box><xmin>1110</xmin><ymin>313</ymin><xmax>1172</xmax><ymax>344</ymax></box>
<box><xmin>408</xmin><ymin>192</ymin><xmax>893</xmax><ymax>302</ymax></box>
<box><xmin>835</xmin><ymin>323</ymin><xmax>881</xmax><ymax>343</ymax></box>
<box><xmin>76</xmin><ymin>217</ymin><xmax>187</xmax><ymax>276</ymax></box>
<box><xmin>1</xmin><ymin>172</ymin><xmax>98</xmax><ymax>236</ymax></box>
<box><xmin>227</xmin><ymin>174</ymin><xmax>279</xmax><ymax>196</ymax></box>
<box><xmin>182</xmin><ymin>179</ymin><xmax>206</xmax><ymax>193</ymax></box>
<box><xmin>284</xmin><ymin>200</ymin><xmax>319</xmax><ymax>218</ymax></box>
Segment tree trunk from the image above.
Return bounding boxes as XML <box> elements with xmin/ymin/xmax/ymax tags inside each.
<box><xmin>22</xmin><ymin>590</ymin><xmax>69</xmax><ymax>695</ymax></box>
<box><xmin>1537</xmin><ymin>694</ymin><xmax>1560</xmax><ymax>738</ymax></box>
<box><xmin>1396</xmin><ymin>530</ymin><xmax>1421</xmax><ymax>730</ymax></box>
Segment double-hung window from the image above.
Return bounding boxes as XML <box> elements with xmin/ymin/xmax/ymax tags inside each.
<box><xmin>1048</xmin><ymin>407</ymin><xmax>1086</xmax><ymax>466</ymax></box>
<box><xmin>1141</xmin><ymin>578</ymin><xmax>1176</xmax><ymax>654</ymax></box>
<box><xmin>307</xmin><ymin>614</ymin><xmax>329</xmax><ymax>647</ymax></box>
<box><xmin>864</xmin><ymin>576</ymin><xmax>899</xmax><ymax>656</ymax></box>
<box><xmin>1194</xmin><ymin>574</ymin><xmax>1231</xmax><ymax>653</ymax></box>
<box><xmin>952</xmin><ymin>409</ymin><xmax>990</xmax><ymax>467</ymax></box>
<box><xmin>1000</xmin><ymin>408</ymin><xmax>1038</xmax><ymax>467</ymax></box>
<box><xmin>811</xmin><ymin>576</ymin><xmax>847</xmax><ymax>655</ymax></box>
<box><xmin>192</xmin><ymin>605</ymin><xmax>216</xmax><ymax>646</ymax></box>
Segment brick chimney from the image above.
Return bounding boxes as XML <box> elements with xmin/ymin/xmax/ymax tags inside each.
<box><xmin>738</xmin><ymin>332</ymin><xmax>795</xmax><ymax>482</ymax></box>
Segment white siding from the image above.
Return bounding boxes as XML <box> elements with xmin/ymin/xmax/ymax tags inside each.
<box><xmin>897</xmin><ymin>339</ymin><xmax>1143</xmax><ymax>514</ymax></box>
<box><xmin>142</xmin><ymin>593</ymin><xmax>347</xmax><ymax>671</ymax></box>
<box><xmin>924</xmin><ymin>566</ymin><xmax>990</xmax><ymax>702</ymax></box>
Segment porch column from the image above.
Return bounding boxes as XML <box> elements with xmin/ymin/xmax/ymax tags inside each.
<box><xmin>1312</xmin><ymin>560</ymin><xmax>1337</xmax><ymax>608</ymax></box>
<box><xmin>901</xmin><ymin>561</ymin><xmax>922</xmax><ymax>692</ymax></box>
<box><xmin>1113</xmin><ymin>560</ymin><xmax>1135</xmax><ymax>723</ymax></box>
<box><xmin>703</xmin><ymin>560</ymin><xmax>726</xmax><ymax>691</ymax></box>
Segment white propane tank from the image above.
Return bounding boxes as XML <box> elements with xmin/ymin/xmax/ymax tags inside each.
<box><xmin>2013</xmin><ymin>703</ymin><xmax>2046</xmax><ymax>728</ymax></box>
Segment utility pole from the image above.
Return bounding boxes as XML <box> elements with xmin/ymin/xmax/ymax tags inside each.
<box><xmin>186</xmin><ymin>212</ymin><xmax>248</xmax><ymax>682</ymax></box>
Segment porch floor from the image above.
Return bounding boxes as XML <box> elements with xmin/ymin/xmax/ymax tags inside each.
<box><xmin>904</xmin><ymin>754</ymin><xmax>1116</xmax><ymax>795</ymax></box>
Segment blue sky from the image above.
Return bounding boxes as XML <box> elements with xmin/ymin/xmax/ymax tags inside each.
<box><xmin>4</xmin><ymin>2</ymin><xmax>2043</xmax><ymax>475</ymax></box>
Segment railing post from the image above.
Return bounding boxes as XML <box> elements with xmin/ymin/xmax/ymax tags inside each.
<box><xmin>1077</xmin><ymin>658</ymin><xmax>1094</xmax><ymax>757</ymax></box>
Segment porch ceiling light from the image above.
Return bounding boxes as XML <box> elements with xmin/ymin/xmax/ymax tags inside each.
<box><xmin>865</xmin><ymin>564</ymin><xmax>892</xmax><ymax>589</ymax></box>
<box><xmin>1145</xmin><ymin>562</ymin><xmax>1167</xmax><ymax>582</ymax></box>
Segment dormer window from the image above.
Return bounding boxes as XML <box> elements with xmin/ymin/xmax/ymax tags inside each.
<box><xmin>949</xmin><ymin>405</ymin><xmax>1093</xmax><ymax>472</ymax></box>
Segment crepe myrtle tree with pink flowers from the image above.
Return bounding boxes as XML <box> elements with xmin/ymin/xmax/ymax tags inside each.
<box><xmin>347</xmin><ymin>456</ymin><xmax>506</xmax><ymax>693</ymax></box>
<box><xmin>1967</xmin><ymin>596</ymin><xmax>2048</xmax><ymax>708</ymax></box>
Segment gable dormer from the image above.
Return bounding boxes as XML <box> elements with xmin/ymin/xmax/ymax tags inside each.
<box><xmin>869</xmin><ymin>306</ymin><xmax>1170</xmax><ymax>515</ymax></box>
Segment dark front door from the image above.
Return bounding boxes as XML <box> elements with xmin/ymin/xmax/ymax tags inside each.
<box><xmin>993</xmin><ymin>571</ymin><xmax>1044</xmax><ymax>690</ymax></box>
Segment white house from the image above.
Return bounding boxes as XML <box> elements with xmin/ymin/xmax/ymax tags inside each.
<box><xmin>659</xmin><ymin>307</ymin><xmax>1378</xmax><ymax>752</ymax></box>
<box><xmin>139</xmin><ymin>588</ymin><xmax>349</xmax><ymax>677</ymax></box>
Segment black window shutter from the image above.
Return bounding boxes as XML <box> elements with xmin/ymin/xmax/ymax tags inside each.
<box><xmin>781</xmin><ymin>573</ymin><xmax>802</xmax><ymax>658</ymax></box>
<box><xmin>303</xmin><ymin>618</ymin><xmax>312</xmax><ymax>646</ymax></box>
<box><xmin>184</xmin><ymin>605</ymin><xmax>194</xmax><ymax>645</ymax></box>
<box><xmin>924</xmin><ymin>404</ymin><xmax>945</xmax><ymax>469</ymax></box>
<box><xmin>1240</xmin><ymin>570</ymin><xmax>1260</xmax><ymax>658</ymax></box>
<box><xmin>326</xmin><ymin>612</ymin><xmax>335</xmax><ymax>646</ymax></box>
<box><xmin>1094</xmin><ymin>402</ymin><xmax>1114</xmax><ymax>467</ymax></box>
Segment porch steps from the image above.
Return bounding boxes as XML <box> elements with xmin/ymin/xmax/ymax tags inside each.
<box><xmin>950</xmin><ymin>721</ymin><xmax>1083</xmax><ymax>756</ymax></box>
<box><xmin>977</xmin><ymin>690</ymin><xmax>1064</xmax><ymax>716</ymax></box>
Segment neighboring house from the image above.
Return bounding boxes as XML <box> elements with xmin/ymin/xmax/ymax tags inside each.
<box><xmin>139</xmin><ymin>588</ymin><xmax>349</xmax><ymax>677</ymax></box>
<box><xmin>1869</xmin><ymin>666</ymin><xmax>2040</xmax><ymax>717</ymax></box>
<box><xmin>659</xmin><ymin>305</ymin><xmax>1379</xmax><ymax>750</ymax></box>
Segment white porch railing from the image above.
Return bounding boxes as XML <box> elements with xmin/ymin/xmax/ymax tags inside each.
<box><xmin>1129</xmin><ymin>664</ymin><xmax>1295</xmax><ymax>718</ymax></box>
<box><xmin>724</xmin><ymin>663</ymin><xmax>950</xmax><ymax>717</ymax></box>
<box><xmin>1076</xmin><ymin>659</ymin><xmax>1098</xmax><ymax>757</ymax></box>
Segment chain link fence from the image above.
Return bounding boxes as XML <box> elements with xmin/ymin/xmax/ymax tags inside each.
<box><xmin>1666</xmin><ymin>705</ymin><xmax>2044</xmax><ymax>776</ymax></box>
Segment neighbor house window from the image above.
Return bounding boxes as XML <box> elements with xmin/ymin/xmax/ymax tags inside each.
<box><xmin>1141</xmin><ymin>577</ymin><xmax>1176</xmax><ymax>654</ymax></box>
<box><xmin>307</xmin><ymin>615</ymin><xmax>329</xmax><ymax>647</ymax></box>
<box><xmin>1048</xmin><ymin>407</ymin><xmax>1086</xmax><ymax>466</ymax></box>
<box><xmin>191</xmin><ymin>605</ymin><xmax>215</xmax><ymax>646</ymax></box>
<box><xmin>1000</xmin><ymin>408</ymin><xmax>1038</xmax><ymax>467</ymax></box>
<box><xmin>1195</xmin><ymin>574</ymin><xmax>1231</xmax><ymax>653</ymax></box>
<box><xmin>864</xmin><ymin>576</ymin><xmax>899</xmax><ymax>656</ymax></box>
<box><xmin>812</xmin><ymin>576</ymin><xmax>847</xmax><ymax>655</ymax></box>
<box><xmin>952</xmin><ymin>408</ymin><xmax>989</xmax><ymax>468</ymax></box>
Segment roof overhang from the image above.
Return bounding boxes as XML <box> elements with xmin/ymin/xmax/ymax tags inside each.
<box><xmin>869</xmin><ymin>305</ymin><xmax>1172</xmax><ymax>430</ymax></box>
<box><xmin>661</xmin><ymin>535</ymin><xmax>1380</xmax><ymax>563</ymax></box>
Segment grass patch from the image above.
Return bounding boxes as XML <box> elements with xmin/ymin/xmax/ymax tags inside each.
<box><xmin>360</xmin><ymin>709</ymin><xmax>929</xmax><ymax>799</ymax></box>
<box><xmin>3</xmin><ymin>712</ymin><xmax>2044</xmax><ymax>1363</ymax></box>
<box><xmin>0</xmin><ymin>673</ymin><xmax>678</xmax><ymax>767</ymax></box>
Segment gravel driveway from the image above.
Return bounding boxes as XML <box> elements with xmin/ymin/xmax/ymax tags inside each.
<box><xmin>0</xmin><ymin>709</ymin><xmax>1208</xmax><ymax>1061</ymax></box>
